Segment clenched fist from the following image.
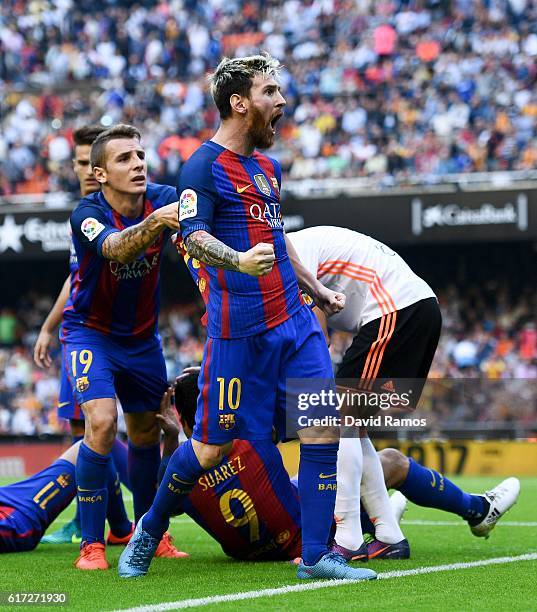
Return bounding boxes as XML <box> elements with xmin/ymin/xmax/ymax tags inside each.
<box><xmin>238</xmin><ymin>242</ymin><xmax>275</xmax><ymax>276</ymax></box>
<box><xmin>316</xmin><ymin>286</ymin><xmax>346</xmax><ymax>316</ymax></box>
<box><xmin>153</xmin><ymin>202</ymin><xmax>180</xmax><ymax>231</ymax></box>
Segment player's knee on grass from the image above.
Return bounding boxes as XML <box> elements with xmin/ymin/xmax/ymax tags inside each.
<box><xmin>378</xmin><ymin>448</ymin><xmax>409</xmax><ymax>489</ymax></box>
<box><xmin>125</xmin><ymin>411</ymin><xmax>160</xmax><ymax>447</ymax></box>
<box><xmin>192</xmin><ymin>439</ymin><xmax>233</xmax><ymax>470</ymax></box>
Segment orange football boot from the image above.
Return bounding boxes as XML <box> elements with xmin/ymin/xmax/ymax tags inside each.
<box><xmin>154</xmin><ymin>532</ymin><xmax>189</xmax><ymax>558</ymax></box>
<box><xmin>74</xmin><ymin>542</ymin><xmax>110</xmax><ymax>570</ymax></box>
<box><xmin>107</xmin><ymin>523</ymin><xmax>135</xmax><ymax>546</ymax></box>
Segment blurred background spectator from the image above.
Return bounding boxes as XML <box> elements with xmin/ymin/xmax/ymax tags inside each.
<box><xmin>1</xmin><ymin>0</ymin><xmax>537</xmax><ymax>198</ymax></box>
<box><xmin>0</xmin><ymin>282</ymin><xmax>535</xmax><ymax>435</ymax></box>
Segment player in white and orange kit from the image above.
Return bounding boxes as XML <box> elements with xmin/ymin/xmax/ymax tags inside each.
<box><xmin>287</xmin><ymin>225</ymin><xmax>440</xmax><ymax>561</ymax></box>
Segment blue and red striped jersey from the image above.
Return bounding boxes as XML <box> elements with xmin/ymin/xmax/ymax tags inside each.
<box><xmin>0</xmin><ymin>461</ymin><xmax>75</xmax><ymax>534</ymax></box>
<box><xmin>182</xmin><ymin>439</ymin><xmax>302</xmax><ymax>560</ymax></box>
<box><xmin>63</xmin><ymin>183</ymin><xmax>176</xmax><ymax>341</ymax></box>
<box><xmin>178</xmin><ymin>141</ymin><xmax>304</xmax><ymax>338</ymax></box>
<box><xmin>68</xmin><ymin>232</ymin><xmax>79</xmax><ymax>281</ymax></box>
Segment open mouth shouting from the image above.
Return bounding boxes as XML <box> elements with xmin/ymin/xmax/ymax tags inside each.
<box><xmin>270</xmin><ymin>112</ymin><xmax>284</xmax><ymax>134</ymax></box>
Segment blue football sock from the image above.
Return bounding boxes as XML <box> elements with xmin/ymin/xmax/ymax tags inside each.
<box><xmin>398</xmin><ymin>458</ymin><xmax>486</xmax><ymax>521</ymax></box>
<box><xmin>76</xmin><ymin>442</ymin><xmax>110</xmax><ymax>545</ymax></box>
<box><xmin>72</xmin><ymin>435</ymin><xmax>83</xmax><ymax>527</ymax></box>
<box><xmin>111</xmin><ymin>438</ymin><xmax>129</xmax><ymax>489</ymax></box>
<box><xmin>298</xmin><ymin>443</ymin><xmax>339</xmax><ymax>565</ymax></box>
<box><xmin>143</xmin><ymin>439</ymin><xmax>203</xmax><ymax>540</ymax></box>
<box><xmin>106</xmin><ymin>460</ymin><xmax>132</xmax><ymax>538</ymax></box>
<box><xmin>157</xmin><ymin>455</ymin><xmax>171</xmax><ymax>485</ymax></box>
<box><xmin>128</xmin><ymin>441</ymin><xmax>161</xmax><ymax>524</ymax></box>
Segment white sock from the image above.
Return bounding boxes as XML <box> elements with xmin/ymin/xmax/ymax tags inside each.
<box><xmin>360</xmin><ymin>437</ymin><xmax>405</xmax><ymax>544</ymax></box>
<box><xmin>334</xmin><ymin>437</ymin><xmax>364</xmax><ymax>550</ymax></box>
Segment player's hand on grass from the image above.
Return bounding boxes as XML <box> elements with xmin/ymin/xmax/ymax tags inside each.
<box><xmin>153</xmin><ymin>202</ymin><xmax>180</xmax><ymax>231</ymax></box>
<box><xmin>33</xmin><ymin>328</ymin><xmax>53</xmax><ymax>368</ymax></box>
<box><xmin>156</xmin><ymin>386</ymin><xmax>181</xmax><ymax>437</ymax></box>
<box><xmin>315</xmin><ymin>286</ymin><xmax>346</xmax><ymax>316</ymax></box>
<box><xmin>238</xmin><ymin>242</ymin><xmax>275</xmax><ymax>276</ymax></box>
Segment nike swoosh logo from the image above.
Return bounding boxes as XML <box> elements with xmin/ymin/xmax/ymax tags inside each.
<box><xmin>172</xmin><ymin>474</ymin><xmax>195</xmax><ymax>485</ymax></box>
<box><xmin>77</xmin><ymin>487</ymin><xmax>93</xmax><ymax>492</ymax></box>
<box><xmin>319</xmin><ymin>472</ymin><xmax>337</xmax><ymax>479</ymax></box>
<box><xmin>236</xmin><ymin>183</ymin><xmax>252</xmax><ymax>194</ymax></box>
<box><xmin>57</xmin><ymin>402</ymin><xmax>71</xmax><ymax>408</ymax></box>
<box><xmin>428</xmin><ymin>469</ymin><xmax>436</xmax><ymax>488</ymax></box>
<box><xmin>368</xmin><ymin>545</ymin><xmax>390</xmax><ymax>559</ymax></box>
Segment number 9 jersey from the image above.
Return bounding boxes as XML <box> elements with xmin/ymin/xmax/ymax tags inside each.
<box><xmin>182</xmin><ymin>439</ymin><xmax>302</xmax><ymax>560</ymax></box>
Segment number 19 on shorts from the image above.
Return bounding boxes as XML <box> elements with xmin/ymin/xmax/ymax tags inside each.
<box><xmin>70</xmin><ymin>349</ymin><xmax>93</xmax><ymax>377</ymax></box>
<box><xmin>217</xmin><ymin>377</ymin><xmax>241</xmax><ymax>411</ymax></box>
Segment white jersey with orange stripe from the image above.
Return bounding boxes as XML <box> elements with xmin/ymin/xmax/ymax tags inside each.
<box><xmin>287</xmin><ymin>226</ymin><xmax>436</xmax><ymax>333</ymax></box>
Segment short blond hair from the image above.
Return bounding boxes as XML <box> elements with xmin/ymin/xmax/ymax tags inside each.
<box><xmin>209</xmin><ymin>52</ymin><xmax>282</xmax><ymax>119</ymax></box>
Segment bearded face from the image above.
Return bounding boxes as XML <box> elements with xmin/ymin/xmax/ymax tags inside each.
<box><xmin>243</xmin><ymin>75</ymin><xmax>285</xmax><ymax>150</ymax></box>
<box><xmin>246</xmin><ymin>104</ymin><xmax>278</xmax><ymax>150</ymax></box>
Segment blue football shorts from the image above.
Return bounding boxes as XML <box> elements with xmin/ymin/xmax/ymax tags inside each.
<box><xmin>193</xmin><ymin>306</ymin><xmax>336</xmax><ymax>444</ymax></box>
<box><xmin>61</xmin><ymin>327</ymin><xmax>168</xmax><ymax>413</ymax></box>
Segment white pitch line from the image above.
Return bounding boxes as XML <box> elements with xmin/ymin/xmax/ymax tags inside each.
<box><xmin>112</xmin><ymin>553</ymin><xmax>537</xmax><ymax>612</ymax></box>
<box><xmin>403</xmin><ymin>520</ymin><xmax>537</xmax><ymax>527</ymax></box>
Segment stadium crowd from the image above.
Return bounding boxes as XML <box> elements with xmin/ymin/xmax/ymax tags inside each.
<box><xmin>0</xmin><ymin>282</ymin><xmax>535</xmax><ymax>436</ymax></box>
<box><xmin>1</xmin><ymin>0</ymin><xmax>537</xmax><ymax>197</ymax></box>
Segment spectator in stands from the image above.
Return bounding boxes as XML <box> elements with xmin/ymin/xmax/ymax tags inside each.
<box><xmin>1</xmin><ymin>0</ymin><xmax>536</xmax><ymax>197</ymax></box>
<box><xmin>1</xmin><ymin>280</ymin><xmax>536</xmax><ymax>436</ymax></box>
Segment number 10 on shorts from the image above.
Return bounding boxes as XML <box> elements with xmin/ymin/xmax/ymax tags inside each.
<box><xmin>217</xmin><ymin>377</ymin><xmax>241</xmax><ymax>410</ymax></box>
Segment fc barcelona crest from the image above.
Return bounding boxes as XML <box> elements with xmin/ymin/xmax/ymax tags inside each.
<box><xmin>219</xmin><ymin>413</ymin><xmax>236</xmax><ymax>431</ymax></box>
<box><xmin>76</xmin><ymin>376</ymin><xmax>89</xmax><ymax>392</ymax></box>
<box><xmin>254</xmin><ymin>174</ymin><xmax>271</xmax><ymax>196</ymax></box>
<box><xmin>301</xmin><ymin>292</ymin><xmax>314</xmax><ymax>305</ymax></box>
<box><xmin>57</xmin><ymin>473</ymin><xmax>72</xmax><ymax>488</ymax></box>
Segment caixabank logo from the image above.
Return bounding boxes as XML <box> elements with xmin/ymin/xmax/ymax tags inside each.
<box><xmin>411</xmin><ymin>193</ymin><xmax>529</xmax><ymax>236</ymax></box>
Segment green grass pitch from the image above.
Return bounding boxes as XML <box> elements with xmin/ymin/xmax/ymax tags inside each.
<box><xmin>1</xmin><ymin>475</ymin><xmax>536</xmax><ymax>610</ymax></box>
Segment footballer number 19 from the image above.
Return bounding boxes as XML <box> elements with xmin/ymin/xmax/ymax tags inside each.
<box><xmin>70</xmin><ymin>349</ymin><xmax>93</xmax><ymax>377</ymax></box>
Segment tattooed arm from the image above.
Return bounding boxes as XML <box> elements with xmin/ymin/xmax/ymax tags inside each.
<box><xmin>185</xmin><ymin>230</ymin><xmax>275</xmax><ymax>276</ymax></box>
<box><xmin>101</xmin><ymin>202</ymin><xmax>179</xmax><ymax>263</ymax></box>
